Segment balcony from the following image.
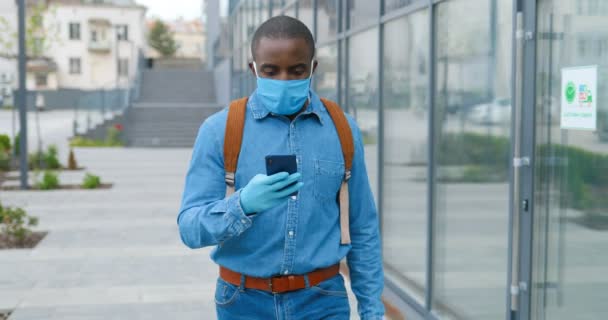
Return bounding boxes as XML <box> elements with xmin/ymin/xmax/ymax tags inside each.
<box><xmin>89</xmin><ymin>40</ymin><xmax>111</xmax><ymax>53</ymax></box>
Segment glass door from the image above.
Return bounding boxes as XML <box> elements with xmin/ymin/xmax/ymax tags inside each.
<box><xmin>531</xmin><ymin>1</ymin><xmax>608</xmax><ymax>319</ymax></box>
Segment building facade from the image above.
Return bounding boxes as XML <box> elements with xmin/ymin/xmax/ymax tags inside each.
<box><xmin>0</xmin><ymin>0</ymin><xmax>146</xmax><ymax>101</ymax></box>
<box><xmin>0</xmin><ymin>1</ymin><xmax>18</xmax><ymax>106</ymax></box>
<box><xmin>46</xmin><ymin>0</ymin><xmax>146</xmax><ymax>90</ymax></box>
<box><xmin>205</xmin><ymin>1</ymin><xmax>608</xmax><ymax>320</ymax></box>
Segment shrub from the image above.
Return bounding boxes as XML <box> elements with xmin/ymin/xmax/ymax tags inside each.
<box><xmin>36</xmin><ymin>171</ymin><xmax>59</xmax><ymax>190</ymax></box>
<box><xmin>44</xmin><ymin>145</ymin><xmax>61</xmax><ymax>169</ymax></box>
<box><xmin>0</xmin><ymin>151</ymin><xmax>9</xmax><ymax>171</ymax></box>
<box><xmin>82</xmin><ymin>173</ymin><xmax>101</xmax><ymax>189</ymax></box>
<box><xmin>0</xmin><ymin>134</ymin><xmax>10</xmax><ymax>153</ymax></box>
<box><xmin>29</xmin><ymin>145</ymin><xmax>61</xmax><ymax>170</ymax></box>
<box><xmin>105</xmin><ymin>127</ymin><xmax>123</xmax><ymax>146</ymax></box>
<box><xmin>0</xmin><ymin>201</ymin><xmax>38</xmax><ymax>244</ymax></box>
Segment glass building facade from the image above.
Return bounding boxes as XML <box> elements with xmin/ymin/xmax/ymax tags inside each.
<box><xmin>208</xmin><ymin>0</ymin><xmax>608</xmax><ymax>319</ymax></box>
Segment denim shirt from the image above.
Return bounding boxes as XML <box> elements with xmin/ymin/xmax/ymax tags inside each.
<box><xmin>177</xmin><ymin>90</ymin><xmax>385</xmax><ymax>319</ymax></box>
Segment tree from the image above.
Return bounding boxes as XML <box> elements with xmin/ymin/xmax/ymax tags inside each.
<box><xmin>0</xmin><ymin>2</ymin><xmax>60</xmax><ymax>58</ymax></box>
<box><xmin>148</xmin><ymin>20</ymin><xmax>179</xmax><ymax>58</ymax></box>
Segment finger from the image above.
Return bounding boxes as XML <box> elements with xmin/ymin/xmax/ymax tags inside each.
<box><xmin>273</xmin><ymin>182</ymin><xmax>304</xmax><ymax>199</ymax></box>
<box><xmin>261</xmin><ymin>172</ymin><xmax>290</xmax><ymax>184</ymax></box>
<box><xmin>269</xmin><ymin>172</ymin><xmax>301</xmax><ymax>190</ymax></box>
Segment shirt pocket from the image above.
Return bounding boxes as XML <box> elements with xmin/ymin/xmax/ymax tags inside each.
<box><xmin>313</xmin><ymin>159</ymin><xmax>345</xmax><ymax>201</ymax></box>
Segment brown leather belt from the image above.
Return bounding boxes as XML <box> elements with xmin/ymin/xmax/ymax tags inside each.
<box><xmin>219</xmin><ymin>264</ymin><xmax>340</xmax><ymax>294</ymax></box>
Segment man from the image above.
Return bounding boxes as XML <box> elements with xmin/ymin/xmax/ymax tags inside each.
<box><xmin>178</xmin><ymin>16</ymin><xmax>384</xmax><ymax>320</ymax></box>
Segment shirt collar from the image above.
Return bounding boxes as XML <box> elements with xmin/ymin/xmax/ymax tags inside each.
<box><xmin>249</xmin><ymin>89</ymin><xmax>324</xmax><ymax>125</ymax></box>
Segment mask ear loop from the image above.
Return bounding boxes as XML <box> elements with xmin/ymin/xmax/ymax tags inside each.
<box><xmin>307</xmin><ymin>59</ymin><xmax>315</xmax><ymax>102</ymax></box>
<box><xmin>253</xmin><ymin>61</ymin><xmax>260</xmax><ymax>78</ymax></box>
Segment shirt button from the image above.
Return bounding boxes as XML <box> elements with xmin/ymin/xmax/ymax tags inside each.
<box><xmin>241</xmin><ymin>219</ymin><xmax>247</xmax><ymax>224</ymax></box>
<box><xmin>284</xmin><ymin>270</ymin><xmax>289</xmax><ymax>275</ymax></box>
<box><xmin>288</xmin><ymin>231</ymin><xmax>294</xmax><ymax>237</ymax></box>
<box><xmin>291</xmin><ymin>195</ymin><xmax>297</xmax><ymax>200</ymax></box>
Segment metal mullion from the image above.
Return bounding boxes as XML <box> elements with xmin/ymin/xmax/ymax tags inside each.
<box><xmin>506</xmin><ymin>1</ymin><xmax>521</xmax><ymax>318</ymax></box>
<box><xmin>425</xmin><ymin>0</ymin><xmax>437</xmax><ymax>313</ymax></box>
<box><xmin>518</xmin><ymin>0</ymin><xmax>538</xmax><ymax>318</ymax></box>
<box><xmin>377</xmin><ymin>8</ymin><xmax>385</xmax><ymax>236</ymax></box>
<box><xmin>312</xmin><ymin>0</ymin><xmax>318</xmax><ymax>41</ymax></box>
<box><xmin>381</xmin><ymin>0</ymin><xmax>429</xmax><ymax>24</ymax></box>
<box><xmin>337</xmin><ymin>21</ymin><xmax>380</xmax><ymax>39</ymax></box>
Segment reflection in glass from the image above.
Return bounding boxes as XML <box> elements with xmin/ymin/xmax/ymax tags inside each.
<box><xmin>384</xmin><ymin>0</ymin><xmax>415</xmax><ymax>12</ymax></box>
<box><xmin>315</xmin><ymin>44</ymin><xmax>338</xmax><ymax>102</ymax></box>
<box><xmin>347</xmin><ymin>0</ymin><xmax>379</xmax><ymax>29</ymax></box>
<box><xmin>299</xmin><ymin>0</ymin><xmax>314</xmax><ymax>35</ymax></box>
<box><xmin>316</xmin><ymin>0</ymin><xmax>339</xmax><ymax>44</ymax></box>
<box><xmin>433</xmin><ymin>0</ymin><xmax>512</xmax><ymax>319</ymax></box>
<box><xmin>348</xmin><ymin>28</ymin><xmax>379</xmax><ymax>200</ymax></box>
<box><xmin>381</xmin><ymin>10</ymin><xmax>429</xmax><ymax>302</ymax></box>
<box><xmin>532</xmin><ymin>1</ymin><xmax>608</xmax><ymax>319</ymax></box>
<box><xmin>284</xmin><ymin>4</ymin><xmax>296</xmax><ymax>18</ymax></box>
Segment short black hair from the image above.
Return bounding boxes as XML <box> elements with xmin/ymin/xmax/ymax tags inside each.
<box><xmin>251</xmin><ymin>15</ymin><xmax>315</xmax><ymax>61</ymax></box>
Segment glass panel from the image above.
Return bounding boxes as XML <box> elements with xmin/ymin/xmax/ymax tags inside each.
<box><xmin>315</xmin><ymin>43</ymin><xmax>338</xmax><ymax>101</ymax></box>
<box><xmin>260</xmin><ymin>0</ymin><xmax>270</xmax><ymax>23</ymax></box>
<box><xmin>381</xmin><ymin>10</ymin><xmax>429</xmax><ymax>302</ymax></box>
<box><xmin>317</xmin><ymin>0</ymin><xmax>339</xmax><ymax>44</ymax></box>
<box><xmin>299</xmin><ymin>0</ymin><xmax>315</xmax><ymax>35</ymax></box>
<box><xmin>347</xmin><ymin>0</ymin><xmax>379</xmax><ymax>29</ymax></box>
<box><xmin>385</xmin><ymin>0</ymin><xmax>415</xmax><ymax>13</ymax></box>
<box><xmin>270</xmin><ymin>0</ymin><xmax>283</xmax><ymax>16</ymax></box>
<box><xmin>348</xmin><ymin>28</ymin><xmax>379</xmax><ymax>200</ymax></box>
<box><xmin>532</xmin><ymin>1</ymin><xmax>608</xmax><ymax>319</ymax></box>
<box><xmin>285</xmin><ymin>4</ymin><xmax>296</xmax><ymax>18</ymax></box>
<box><xmin>433</xmin><ymin>0</ymin><xmax>512</xmax><ymax>319</ymax></box>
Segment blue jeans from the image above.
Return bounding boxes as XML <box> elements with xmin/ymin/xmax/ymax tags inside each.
<box><xmin>215</xmin><ymin>274</ymin><xmax>351</xmax><ymax>320</ymax></box>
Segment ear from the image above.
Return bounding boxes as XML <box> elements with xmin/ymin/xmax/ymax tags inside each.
<box><xmin>248</xmin><ymin>61</ymin><xmax>256</xmax><ymax>77</ymax></box>
<box><xmin>312</xmin><ymin>60</ymin><xmax>318</xmax><ymax>74</ymax></box>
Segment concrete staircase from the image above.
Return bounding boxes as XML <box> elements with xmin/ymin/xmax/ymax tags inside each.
<box><xmin>127</xmin><ymin>69</ymin><xmax>222</xmax><ymax>148</ymax></box>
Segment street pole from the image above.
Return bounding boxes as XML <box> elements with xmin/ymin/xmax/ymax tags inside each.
<box><xmin>17</xmin><ymin>0</ymin><xmax>28</xmax><ymax>189</ymax></box>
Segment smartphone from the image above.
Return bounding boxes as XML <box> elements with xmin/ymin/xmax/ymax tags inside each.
<box><xmin>265</xmin><ymin>155</ymin><xmax>298</xmax><ymax>196</ymax></box>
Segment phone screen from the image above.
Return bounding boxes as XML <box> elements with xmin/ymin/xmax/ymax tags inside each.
<box><xmin>265</xmin><ymin>155</ymin><xmax>298</xmax><ymax>196</ymax></box>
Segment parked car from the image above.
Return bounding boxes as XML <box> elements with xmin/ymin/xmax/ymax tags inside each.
<box><xmin>468</xmin><ymin>98</ymin><xmax>512</xmax><ymax>125</ymax></box>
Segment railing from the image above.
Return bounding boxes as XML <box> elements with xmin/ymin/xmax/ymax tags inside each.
<box><xmin>72</xmin><ymin>49</ymin><xmax>145</xmax><ymax>136</ymax></box>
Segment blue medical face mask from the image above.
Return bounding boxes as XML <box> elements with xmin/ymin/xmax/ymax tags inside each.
<box><xmin>253</xmin><ymin>61</ymin><xmax>314</xmax><ymax>116</ymax></box>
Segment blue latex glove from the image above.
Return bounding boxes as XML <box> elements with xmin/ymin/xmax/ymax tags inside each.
<box><xmin>239</xmin><ymin>172</ymin><xmax>303</xmax><ymax>214</ymax></box>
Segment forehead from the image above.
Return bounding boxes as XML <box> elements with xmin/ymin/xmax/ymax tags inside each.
<box><xmin>254</xmin><ymin>37</ymin><xmax>311</xmax><ymax>63</ymax></box>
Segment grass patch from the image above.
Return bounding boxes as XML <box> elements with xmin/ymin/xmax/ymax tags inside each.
<box><xmin>70</xmin><ymin>127</ymin><xmax>125</xmax><ymax>147</ymax></box>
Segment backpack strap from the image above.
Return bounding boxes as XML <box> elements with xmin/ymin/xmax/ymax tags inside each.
<box><xmin>223</xmin><ymin>97</ymin><xmax>248</xmax><ymax>197</ymax></box>
<box><xmin>320</xmin><ymin>98</ymin><xmax>354</xmax><ymax>245</ymax></box>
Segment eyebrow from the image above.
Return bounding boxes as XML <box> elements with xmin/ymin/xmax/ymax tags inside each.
<box><xmin>259</xmin><ymin>63</ymin><xmax>308</xmax><ymax>70</ymax></box>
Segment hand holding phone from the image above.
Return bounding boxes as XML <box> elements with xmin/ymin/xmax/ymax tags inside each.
<box><xmin>239</xmin><ymin>171</ymin><xmax>303</xmax><ymax>214</ymax></box>
<box><xmin>266</xmin><ymin>155</ymin><xmax>299</xmax><ymax>196</ymax></box>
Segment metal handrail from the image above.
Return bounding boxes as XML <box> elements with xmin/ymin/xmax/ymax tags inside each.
<box><xmin>72</xmin><ymin>49</ymin><xmax>144</xmax><ymax>136</ymax></box>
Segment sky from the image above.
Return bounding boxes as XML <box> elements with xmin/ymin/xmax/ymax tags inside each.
<box><xmin>136</xmin><ymin>0</ymin><xmax>202</xmax><ymax>21</ymax></box>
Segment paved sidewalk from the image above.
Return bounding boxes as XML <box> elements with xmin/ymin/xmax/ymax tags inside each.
<box><xmin>0</xmin><ymin>147</ymin><xmax>360</xmax><ymax>320</ymax></box>
<box><xmin>0</xmin><ymin>148</ymin><xmax>217</xmax><ymax>319</ymax></box>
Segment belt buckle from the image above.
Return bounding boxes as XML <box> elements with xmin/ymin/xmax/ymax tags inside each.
<box><xmin>268</xmin><ymin>278</ymin><xmax>278</xmax><ymax>294</ymax></box>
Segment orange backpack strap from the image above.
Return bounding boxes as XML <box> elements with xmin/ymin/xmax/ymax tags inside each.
<box><xmin>320</xmin><ymin>98</ymin><xmax>354</xmax><ymax>245</ymax></box>
<box><xmin>223</xmin><ymin>97</ymin><xmax>248</xmax><ymax>197</ymax></box>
